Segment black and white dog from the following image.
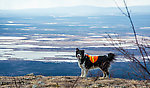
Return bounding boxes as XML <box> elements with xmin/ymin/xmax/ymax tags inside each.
<box><xmin>76</xmin><ymin>48</ymin><xmax>115</xmax><ymax>78</ymax></box>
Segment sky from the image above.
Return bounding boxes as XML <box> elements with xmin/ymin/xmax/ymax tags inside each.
<box><xmin>0</xmin><ymin>0</ymin><xmax>150</xmax><ymax>10</ymax></box>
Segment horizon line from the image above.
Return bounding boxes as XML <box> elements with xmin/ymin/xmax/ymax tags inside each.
<box><xmin>0</xmin><ymin>5</ymin><xmax>149</xmax><ymax>10</ymax></box>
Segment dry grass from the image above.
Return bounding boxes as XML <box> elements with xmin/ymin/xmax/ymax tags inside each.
<box><xmin>0</xmin><ymin>76</ymin><xmax>149</xmax><ymax>88</ymax></box>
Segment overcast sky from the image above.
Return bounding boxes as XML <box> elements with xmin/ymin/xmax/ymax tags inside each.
<box><xmin>0</xmin><ymin>0</ymin><xmax>150</xmax><ymax>10</ymax></box>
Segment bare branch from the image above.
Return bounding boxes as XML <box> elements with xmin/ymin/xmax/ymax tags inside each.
<box><xmin>114</xmin><ymin>0</ymin><xmax>128</xmax><ymax>17</ymax></box>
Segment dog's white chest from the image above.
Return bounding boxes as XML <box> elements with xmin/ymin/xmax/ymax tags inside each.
<box><xmin>78</xmin><ymin>61</ymin><xmax>85</xmax><ymax>69</ymax></box>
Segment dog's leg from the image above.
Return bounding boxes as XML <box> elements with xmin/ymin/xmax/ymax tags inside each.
<box><xmin>99</xmin><ymin>67</ymin><xmax>106</xmax><ymax>79</ymax></box>
<box><xmin>83</xmin><ymin>69</ymin><xmax>88</xmax><ymax>77</ymax></box>
<box><xmin>105</xmin><ymin>70</ymin><xmax>109</xmax><ymax>78</ymax></box>
<box><xmin>80</xmin><ymin>69</ymin><xmax>84</xmax><ymax>77</ymax></box>
<box><xmin>102</xmin><ymin>70</ymin><xmax>109</xmax><ymax>79</ymax></box>
<box><xmin>102</xmin><ymin>71</ymin><xmax>106</xmax><ymax>79</ymax></box>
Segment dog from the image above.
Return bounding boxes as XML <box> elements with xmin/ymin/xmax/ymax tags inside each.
<box><xmin>76</xmin><ymin>48</ymin><xmax>115</xmax><ymax>78</ymax></box>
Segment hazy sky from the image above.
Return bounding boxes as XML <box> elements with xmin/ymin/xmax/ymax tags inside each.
<box><xmin>0</xmin><ymin>0</ymin><xmax>150</xmax><ymax>10</ymax></box>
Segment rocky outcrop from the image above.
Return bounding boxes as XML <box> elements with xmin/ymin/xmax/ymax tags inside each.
<box><xmin>0</xmin><ymin>76</ymin><xmax>149</xmax><ymax>88</ymax></box>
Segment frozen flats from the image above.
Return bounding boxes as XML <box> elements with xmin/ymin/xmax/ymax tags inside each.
<box><xmin>0</xmin><ymin>49</ymin><xmax>77</xmax><ymax>62</ymax></box>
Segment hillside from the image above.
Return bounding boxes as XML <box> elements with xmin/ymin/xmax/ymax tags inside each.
<box><xmin>1</xmin><ymin>5</ymin><xmax>150</xmax><ymax>17</ymax></box>
<box><xmin>0</xmin><ymin>75</ymin><xmax>149</xmax><ymax>88</ymax></box>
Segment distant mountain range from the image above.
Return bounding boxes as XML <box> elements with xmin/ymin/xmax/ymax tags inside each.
<box><xmin>0</xmin><ymin>5</ymin><xmax>150</xmax><ymax>17</ymax></box>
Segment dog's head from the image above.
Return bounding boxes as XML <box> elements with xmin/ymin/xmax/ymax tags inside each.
<box><xmin>76</xmin><ymin>48</ymin><xmax>84</xmax><ymax>60</ymax></box>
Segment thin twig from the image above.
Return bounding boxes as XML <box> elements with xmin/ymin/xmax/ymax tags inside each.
<box><xmin>114</xmin><ymin>0</ymin><xmax>128</xmax><ymax>17</ymax></box>
<box><xmin>72</xmin><ymin>76</ymin><xmax>80</xmax><ymax>88</ymax></box>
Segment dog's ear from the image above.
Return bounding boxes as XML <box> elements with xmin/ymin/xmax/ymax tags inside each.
<box><xmin>76</xmin><ymin>48</ymin><xmax>79</xmax><ymax>51</ymax></box>
<box><xmin>81</xmin><ymin>50</ymin><xmax>84</xmax><ymax>55</ymax></box>
<box><xmin>108</xmin><ymin>53</ymin><xmax>115</xmax><ymax>58</ymax></box>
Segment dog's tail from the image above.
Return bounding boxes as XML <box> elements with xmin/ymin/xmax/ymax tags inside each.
<box><xmin>108</xmin><ymin>53</ymin><xmax>115</xmax><ymax>62</ymax></box>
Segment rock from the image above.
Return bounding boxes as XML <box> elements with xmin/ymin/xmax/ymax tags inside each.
<box><xmin>0</xmin><ymin>82</ymin><xmax>3</xmax><ymax>85</ymax></box>
<box><xmin>26</xmin><ymin>73</ymin><xmax>35</xmax><ymax>76</ymax></box>
<box><xmin>97</xmin><ymin>84</ymin><xmax>105</xmax><ymax>87</ymax></box>
<box><xmin>147</xmin><ymin>82</ymin><xmax>150</xmax><ymax>85</ymax></box>
<box><xmin>32</xmin><ymin>84</ymin><xmax>38</xmax><ymax>88</ymax></box>
<box><xmin>89</xmin><ymin>83</ymin><xmax>105</xmax><ymax>88</ymax></box>
<box><xmin>38</xmin><ymin>81</ymin><xmax>45</xmax><ymax>85</ymax></box>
